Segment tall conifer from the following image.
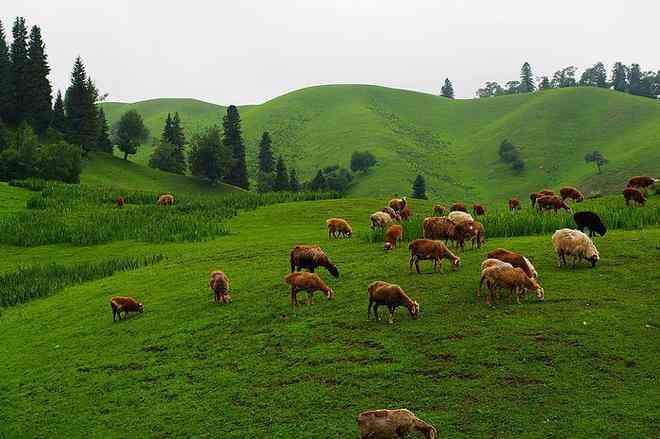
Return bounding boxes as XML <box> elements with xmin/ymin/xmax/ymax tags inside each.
<box><xmin>51</xmin><ymin>90</ymin><xmax>67</xmax><ymax>133</ymax></box>
<box><xmin>519</xmin><ymin>62</ymin><xmax>535</xmax><ymax>93</ymax></box>
<box><xmin>440</xmin><ymin>78</ymin><xmax>455</xmax><ymax>99</ymax></box>
<box><xmin>222</xmin><ymin>105</ymin><xmax>248</xmax><ymax>189</ymax></box>
<box><xmin>0</xmin><ymin>20</ymin><xmax>13</xmax><ymax>124</ymax></box>
<box><xmin>26</xmin><ymin>25</ymin><xmax>52</xmax><ymax>135</ymax></box>
<box><xmin>10</xmin><ymin>17</ymin><xmax>29</xmax><ymax>125</ymax></box>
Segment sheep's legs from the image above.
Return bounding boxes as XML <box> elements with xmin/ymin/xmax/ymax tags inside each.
<box><xmin>409</xmin><ymin>256</ymin><xmax>415</xmax><ymax>272</ymax></box>
<box><xmin>367</xmin><ymin>300</ymin><xmax>373</xmax><ymax>320</ymax></box>
<box><xmin>373</xmin><ymin>304</ymin><xmax>380</xmax><ymax>321</ymax></box>
<box><xmin>290</xmin><ymin>287</ymin><xmax>298</xmax><ymax>306</ymax></box>
<box><xmin>415</xmin><ymin>259</ymin><xmax>421</xmax><ymax>274</ymax></box>
<box><xmin>388</xmin><ymin>306</ymin><xmax>395</xmax><ymax>324</ymax></box>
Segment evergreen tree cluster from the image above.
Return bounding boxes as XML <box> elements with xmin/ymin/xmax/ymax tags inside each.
<box><xmin>149</xmin><ymin>113</ymin><xmax>186</xmax><ymax>174</ymax></box>
<box><xmin>350</xmin><ymin>151</ymin><xmax>377</xmax><ymax>173</ymax></box>
<box><xmin>309</xmin><ymin>165</ymin><xmax>353</xmax><ymax>193</ymax></box>
<box><xmin>498</xmin><ymin>139</ymin><xmax>525</xmax><ymax>174</ymax></box>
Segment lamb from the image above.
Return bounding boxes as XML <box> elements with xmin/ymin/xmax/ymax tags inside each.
<box><xmin>400</xmin><ymin>205</ymin><xmax>412</xmax><ymax>221</ymax></box>
<box><xmin>284</xmin><ymin>272</ymin><xmax>334</xmax><ymax>305</ymax></box>
<box><xmin>381</xmin><ymin>206</ymin><xmax>402</xmax><ymax>221</ymax></box>
<box><xmin>623</xmin><ymin>187</ymin><xmax>646</xmax><ymax>206</ymax></box>
<box><xmin>409</xmin><ymin>239</ymin><xmax>460</xmax><ymax>273</ymax></box>
<box><xmin>508</xmin><ymin>198</ymin><xmax>521</xmax><ymax>211</ymax></box>
<box><xmin>530</xmin><ymin>192</ymin><xmax>543</xmax><ymax>207</ymax></box>
<box><xmin>451</xmin><ymin>202</ymin><xmax>467</xmax><ymax>212</ymax></box>
<box><xmin>448</xmin><ymin>210</ymin><xmax>474</xmax><ymax>224</ymax></box>
<box><xmin>536</xmin><ymin>195</ymin><xmax>571</xmax><ymax>213</ymax></box>
<box><xmin>472</xmin><ymin>204</ymin><xmax>486</xmax><ymax>216</ymax></box>
<box><xmin>209</xmin><ymin>270</ymin><xmax>230</xmax><ymax>304</ymax></box>
<box><xmin>432</xmin><ymin>204</ymin><xmax>446</xmax><ymax>216</ymax></box>
<box><xmin>560</xmin><ymin>186</ymin><xmax>584</xmax><ymax>202</ymax></box>
<box><xmin>156</xmin><ymin>194</ymin><xmax>175</xmax><ymax>206</ymax></box>
<box><xmin>115</xmin><ymin>196</ymin><xmax>125</xmax><ymax>208</ymax></box>
<box><xmin>481</xmin><ymin>266</ymin><xmax>545</xmax><ymax>304</ymax></box>
<box><xmin>110</xmin><ymin>296</ymin><xmax>144</xmax><ymax>322</ymax></box>
<box><xmin>384</xmin><ymin>224</ymin><xmax>403</xmax><ymax>250</ymax></box>
<box><xmin>356</xmin><ymin>409</ymin><xmax>436</xmax><ymax>438</ymax></box>
<box><xmin>552</xmin><ymin>228</ymin><xmax>600</xmax><ymax>268</ymax></box>
<box><xmin>467</xmin><ymin>220</ymin><xmax>486</xmax><ymax>249</ymax></box>
<box><xmin>487</xmin><ymin>248</ymin><xmax>537</xmax><ymax>279</ymax></box>
<box><xmin>573</xmin><ymin>211</ymin><xmax>606</xmax><ymax>237</ymax></box>
<box><xmin>367</xmin><ymin>281</ymin><xmax>420</xmax><ymax>323</ymax></box>
<box><xmin>370</xmin><ymin>211</ymin><xmax>393</xmax><ymax>229</ymax></box>
<box><xmin>388</xmin><ymin>197</ymin><xmax>407</xmax><ymax>212</ymax></box>
<box><xmin>326</xmin><ymin>218</ymin><xmax>352</xmax><ymax>238</ymax></box>
<box><xmin>290</xmin><ymin>245</ymin><xmax>339</xmax><ymax>278</ymax></box>
<box><xmin>627</xmin><ymin>176</ymin><xmax>657</xmax><ymax>191</ymax></box>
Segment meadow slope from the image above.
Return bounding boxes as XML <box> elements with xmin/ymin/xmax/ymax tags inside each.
<box><xmin>101</xmin><ymin>86</ymin><xmax>660</xmax><ymax>201</ymax></box>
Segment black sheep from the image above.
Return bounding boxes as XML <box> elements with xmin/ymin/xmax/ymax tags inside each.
<box><xmin>573</xmin><ymin>211</ymin><xmax>606</xmax><ymax>237</ymax></box>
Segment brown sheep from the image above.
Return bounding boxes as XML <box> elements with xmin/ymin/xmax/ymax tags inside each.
<box><xmin>409</xmin><ymin>239</ymin><xmax>460</xmax><ymax>273</ymax></box>
<box><xmin>432</xmin><ymin>204</ymin><xmax>446</xmax><ymax>216</ymax></box>
<box><xmin>466</xmin><ymin>220</ymin><xmax>486</xmax><ymax>249</ymax></box>
<box><xmin>381</xmin><ymin>206</ymin><xmax>402</xmax><ymax>221</ymax></box>
<box><xmin>110</xmin><ymin>296</ymin><xmax>144</xmax><ymax>322</ymax></box>
<box><xmin>284</xmin><ymin>272</ymin><xmax>334</xmax><ymax>305</ymax></box>
<box><xmin>290</xmin><ymin>245</ymin><xmax>339</xmax><ymax>278</ymax></box>
<box><xmin>115</xmin><ymin>196</ymin><xmax>125</xmax><ymax>208</ymax></box>
<box><xmin>156</xmin><ymin>194</ymin><xmax>175</xmax><ymax>206</ymax></box>
<box><xmin>540</xmin><ymin>189</ymin><xmax>555</xmax><ymax>196</ymax></box>
<box><xmin>326</xmin><ymin>218</ymin><xmax>352</xmax><ymax>238</ymax></box>
<box><xmin>472</xmin><ymin>204</ymin><xmax>486</xmax><ymax>216</ymax></box>
<box><xmin>451</xmin><ymin>202</ymin><xmax>467</xmax><ymax>212</ymax></box>
<box><xmin>422</xmin><ymin>217</ymin><xmax>454</xmax><ymax>241</ymax></box>
<box><xmin>482</xmin><ymin>266</ymin><xmax>545</xmax><ymax>304</ymax></box>
<box><xmin>529</xmin><ymin>192</ymin><xmax>543</xmax><ymax>207</ymax></box>
<box><xmin>627</xmin><ymin>176</ymin><xmax>657</xmax><ymax>190</ymax></box>
<box><xmin>388</xmin><ymin>197</ymin><xmax>407</xmax><ymax>212</ymax></box>
<box><xmin>370</xmin><ymin>211</ymin><xmax>393</xmax><ymax>229</ymax></box>
<box><xmin>487</xmin><ymin>248</ymin><xmax>537</xmax><ymax>279</ymax></box>
<box><xmin>384</xmin><ymin>224</ymin><xmax>403</xmax><ymax>250</ymax></box>
<box><xmin>209</xmin><ymin>270</ymin><xmax>230</xmax><ymax>304</ymax></box>
<box><xmin>367</xmin><ymin>281</ymin><xmax>420</xmax><ymax>323</ymax></box>
<box><xmin>623</xmin><ymin>187</ymin><xmax>646</xmax><ymax>206</ymax></box>
<box><xmin>560</xmin><ymin>187</ymin><xmax>584</xmax><ymax>202</ymax></box>
<box><xmin>357</xmin><ymin>409</ymin><xmax>436</xmax><ymax>438</ymax></box>
<box><xmin>400</xmin><ymin>205</ymin><xmax>412</xmax><ymax>221</ymax></box>
<box><xmin>536</xmin><ymin>195</ymin><xmax>571</xmax><ymax>213</ymax></box>
<box><xmin>477</xmin><ymin>259</ymin><xmax>513</xmax><ymax>303</ymax></box>
<box><xmin>508</xmin><ymin>198</ymin><xmax>521</xmax><ymax>211</ymax></box>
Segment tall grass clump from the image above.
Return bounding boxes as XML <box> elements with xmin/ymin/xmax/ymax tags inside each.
<box><xmin>0</xmin><ymin>255</ymin><xmax>164</xmax><ymax>308</ymax></box>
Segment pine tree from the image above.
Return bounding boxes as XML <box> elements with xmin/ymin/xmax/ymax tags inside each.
<box><xmin>440</xmin><ymin>78</ymin><xmax>455</xmax><ymax>99</ymax></box>
<box><xmin>289</xmin><ymin>168</ymin><xmax>300</xmax><ymax>192</ymax></box>
<box><xmin>257</xmin><ymin>131</ymin><xmax>275</xmax><ymax>173</ymax></box>
<box><xmin>519</xmin><ymin>62</ymin><xmax>535</xmax><ymax>93</ymax></box>
<box><xmin>411</xmin><ymin>175</ymin><xmax>427</xmax><ymax>199</ymax></box>
<box><xmin>65</xmin><ymin>57</ymin><xmax>99</xmax><ymax>152</ymax></box>
<box><xmin>0</xmin><ymin>20</ymin><xmax>13</xmax><ymax>124</ymax></box>
<box><xmin>611</xmin><ymin>62</ymin><xmax>628</xmax><ymax>92</ymax></box>
<box><xmin>51</xmin><ymin>90</ymin><xmax>67</xmax><ymax>133</ymax></box>
<box><xmin>25</xmin><ymin>25</ymin><xmax>52</xmax><ymax>135</ymax></box>
<box><xmin>97</xmin><ymin>107</ymin><xmax>112</xmax><ymax>153</ymax></box>
<box><xmin>222</xmin><ymin>105</ymin><xmax>249</xmax><ymax>189</ymax></box>
<box><xmin>592</xmin><ymin>62</ymin><xmax>608</xmax><ymax>88</ymax></box>
<box><xmin>189</xmin><ymin>126</ymin><xmax>228</xmax><ymax>184</ymax></box>
<box><xmin>273</xmin><ymin>156</ymin><xmax>289</xmax><ymax>191</ymax></box>
<box><xmin>114</xmin><ymin>109</ymin><xmax>149</xmax><ymax>160</ymax></box>
<box><xmin>161</xmin><ymin>113</ymin><xmax>173</xmax><ymax>143</ymax></box>
<box><xmin>10</xmin><ymin>17</ymin><xmax>29</xmax><ymax>126</ymax></box>
<box><xmin>171</xmin><ymin>112</ymin><xmax>185</xmax><ymax>150</ymax></box>
<box><xmin>310</xmin><ymin>169</ymin><xmax>327</xmax><ymax>191</ymax></box>
<box><xmin>627</xmin><ymin>63</ymin><xmax>642</xmax><ymax>96</ymax></box>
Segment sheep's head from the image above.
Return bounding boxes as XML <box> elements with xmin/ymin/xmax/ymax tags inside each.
<box><xmin>408</xmin><ymin>301</ymin><xmax>420</xmax><ymax>319</ymax></box>
<box><xmin>138</xmin><ymin>303</ymin><xmax>144</xmax><ymax>313</ymax></box>
<box><xmin>451</xmin><ymin>256</ymin><xmax>461</xmax><ymax>270</ymax></box>
<box><xmin>586</xmin><ymin>246</ymin><xmax>600</xmax><ymax>267</ymax></box>
<box><xmin>327</xmin><ymin>264</ymin><xmax>339</xmax><ymax>278</ymax></box>
<box><xmin>594</xmin><ymin>223</ymin><xmax>607</xmax><ymax>236</ymax></box>
<box><xmin>324</xmin><ymin>288</ymin><xmax>335</xmax><ymax>300</ymax></box>
<box><xmin>384</xmin><ymin>242</ymin><xmax>393</xmax><ymax>251</ymax></box>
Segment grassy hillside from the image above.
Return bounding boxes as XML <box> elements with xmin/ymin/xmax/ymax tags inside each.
<box><xmin>0</xmin><ymin>182</ymin><xmax>31</xmax><ymax>214</ymax></box>
<box><xmin>1</xmin><ymin>196</ymin><xmax>659</xmax><ymax>437</ymax></box>
<box><xmin>102</xmin><ymin>86</ymin><xmax>660</xmax><ymax>202</ymax></box>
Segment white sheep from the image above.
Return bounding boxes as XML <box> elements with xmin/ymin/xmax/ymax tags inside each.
<box><xmin>552</xmin><ymin>228</ymin><xmax>600</xmax><ymax>268</ymax></box>
<box><xmin>448</xmin><ymin>211</ymin><xmax>474</xmax><ymax>224</ymax></box>
<box><xmin>370</xmin><ymin>211</ymin><xmax>393</xmax><ymax>229</ymax></box>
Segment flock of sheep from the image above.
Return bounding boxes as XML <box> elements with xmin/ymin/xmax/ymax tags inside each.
<box><xmin>108</xmin><ymin>175</ymin><xmax>655</xmax><ymax>438</ymax></box>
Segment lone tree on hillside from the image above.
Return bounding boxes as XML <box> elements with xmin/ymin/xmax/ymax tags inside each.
<box><xmin>584</xmin><ymin>150</ymin><xmax>609</xmax><ymax>174</ymax></box>
<box><xmin>114</xmin><ymin>109</ymin><xmax>149</xmax><ymax>160</ymax></box>
<box><xmin>350</xmin><ymin>151</ymin><xmax>377</xmax><ymax>173</ymax></box>
<box><xmin>411</xmin><ymin>174</ymin><xmax>427</xmax><ymax>199</ymax></box>
<box><xmin>519</xmin><ymin>62</ymin><xmax>535</xmax><ymax>93</ymax></box>
<box><xmin>441</xmin><ymin>78</ymin><xmax>455</xmax><ymax>99</ymax></box>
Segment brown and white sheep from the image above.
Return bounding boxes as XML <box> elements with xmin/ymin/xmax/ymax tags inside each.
<box><xmin>432</xmin><ymin>204</ymin><xmax>447</xmax><ymax>216</ymax></box>
<box><xmin>156</xmin><ymin>194</ymin><xmax>175</xmax><ymax>206</ymax></box>
<box><xmin>487</xmin><ymin>248</ymin><xmax>538</xmax><ymax>279</ymax></box>
<box><xmin>481</xmin><ymin>266</ymin><xmax>545</xmax><ymax>304</ymax></box>
<box><xmin>530</xmin><ymin>192</ymin><xmax>543</xmax><ymax>207</ymax></box>
<box><xmin>384</xmin><ymin>224</ymin><xmax>403</xmax><ymax>250</ymax></box>
<box><xmin>627</xmin><ymin>176</ymin><xmax>657</xmax><ymax>191</ymax></box>
<box><xmin>388</xmin><ymin>197</ymin><xmax>407</xmax><ymax>212</ymax></box>
<box><xmin>477</xmin><ymin>260</ymin><xmax>513</xmax><ymax>304</ymax></box>
<box><xmin>552</xmin><ymin>228</ymin><xmax>600</xmax><ymax>268</ymax></box>
<box><xmin>508</xmin><ymin>198</ymin><xmax>521</xmax><ymax>211</ymax></box>
<box><xmin>290</xmin><ymin>245</ymin><xmax>339</xmax><ymax>278</ymax></box>
<box><xmin>536</xmin><ymin>195</ymin><xmax>571</xmax><ymax>213</ymax></box>
<box><xmin>451</xmin><ymin>202</ymin><xmax>467</xmax><ymax>212</ymax></box>
<box><xmin>209</xmin><ymin>270</ymin><xmax>230</xmax><ymax>304</ymax></box>
<box><xmin>472</xmin><ymin>204</ymin><xmax>486</xmax><ymax>216</ymax></box>
<box><xmin>110</xmin><ymin>296</ymin><xmax>144</xmax><ymax>321</ymax></box>
<box><xmin>326</xmin><ymin>218</ymin><xmax>352</xmax><ymax>238</ymax></box>
<box><xmin>370</xmin><ymin>211</ymin><xmax>393</xmax><ymax>229</ymax></box>
<box><xmin>381</xmin><ymin>206</ymin><xmax>402</xmax><ymax>221</ymax></box>
<box><xmin>623</xmin><ymin>187</ymin><xmax>646</xmax><ymax>206</ymax></box>
<box><xmin>540</xmin><ymin>189</ymin><xmax>555</xmax><ymax>196</ymax></box>
<box><xmin>357</xmin><ymin>409</ymin><xmax>436</xmax><ymax>439</ymax></box>
<box><xmin>409</xmin><ymin>239</ymin><xmax>460</xmax><ymax>273</ymax></box>
<box><xmin>400</xmin><ymin>205</ymin><xmax>412</xmax><ymax>221</ymax></box>
<box><xmin>466</xmin><ymin>220</ymin><xmax>486</xmax><ymax>249</ymax></box>
<box><xmin>284</xmin><ymin>272</ymin><xmax>334</xmax><ymax>305</ymax></box>
<box><xmin>448</xmin><ymin>210</ymin><xmax>474</xmax><ymax>224</ymax></box>
<box><xmin>560</xmin><ymin>186</ymin><xmax>584</xmax><ymax>202</ymax></box>
<box><xmin>367</xmin><ymin>281</ymin><xmax>420</xmax><ymax>323</ymax></box>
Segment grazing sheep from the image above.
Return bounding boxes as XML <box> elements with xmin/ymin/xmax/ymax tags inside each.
<box><xmin>487</xmin><ymin>248</ymin><xmax>537</xmax><ymax>279</ymax></box>
<box><xmin>110</xmin><ymin>296</ymin><xmax>144</xmax><ymax>322</ymax></box>
<box><xmin>357</xmin><ymin>409</ymin><xmax>436</xmax><ymax>438</ymax></box>
<box><xmin>552</xmin><ymin>228</ymin><xmax>600</xmax><ymax>268</ymax></box>
<box><xmin>477</xmin><ymin>261</ymin><xmax>514</xmax><ymax>304</ymax></box>
<box><xmin>627</xmin><ymin>176</ymin><xmax>657</xmax><ymax>191</ymax></box>
<box><xmin>388</xmin><ymin>197</ymin><xmax>407</xmax><ymax>212</ymax></box>
<box><xmin>481</xmin><ymin>266</ymin><xmax>545</xmax><ymax>304</ymax></box>
<box><xmin>623</xmin><ymin>187</ymin><xmax>646</xmax><ymax>206</ymax></box>
<box><xmin>367</xmin><ymin>282</ymin><xmax>420</xmax><ymax>323</ymax></box>
<box><xmin>382</xmin><ymin>206</ymin><xmax>402</xmax><ymax>221</ymax></box>
<box><xmin>384</xmin><ymin>224</ymin><xmax>403</xmax><ymax>250</ymax></box>
<box><xmin>156</xmin><ymin>194</ymin><xmax>175</xmax><ymax>206</ymax></box>
<box><xmin>508</xmin><ymin>198</ymin><xmax>521</xmax><ymax>211</ymax></box>
<box><xmin>370</xmin><ymin>211</ymin><xmax>393</xmax><ymax>229</ymax></box>
<box><xmin>472</xmin><ymin>204</ymin><xmax>486</xmax><ymax>216</ymax></box>
<box><xmin>432</xmin><ymin>204</ymin><xmax>447</xmax><ymax>216</ymax></box>
<box><xmin>530</xmin><ymin>192</ymin><xmax>543</xmax><ymax>207</ymax></box>
<box><xmin>326</xmin><ymin>218</ymin><xmax>352</xmax><ymax>238</ymax></box>
<box><xmin>290</xmin><ymin>245</ymin><xmax>339</xmax><ymax>278</ymax></box>
<box><xmin>573</xmin><ymin>211</ymin><xmax>607</xmax><ymax>237</ymax></box>
<box><xmin>560</xmin><ymin>186</ymin><xmax>584</xmax><ymax>202</ymax></box>
<box><xmin>423</xmin><ymin>217</ymin><xmax>454</xmax><ymax>241</ymax></box>
<box><xmin>467</xmin><ymin>220</ymin><xmax>486</xmax><ymax>249</ymax></box>
<box><xmin>400</xmin><ymin>205</ymin><xmax>412</xmax><ymax>221</ymax></box>
<box><xmin>451</xmin><ymin>202</ymin><xmax>467</xmax><ymax>212</ymax></box>
<box><xmin>540</xmin><ymin>189</ymin><xmax>555</xmax><ymax>196</ymax></box>
<box><xmin>284</xmin><ymin>272</ymin><xmax>334</xmax><ymax>305</ymax></box>
<box><xmin>209</xmin><ymin>270</ymin><xmax>230</xmax><ymax>304</ymax></box>
<box><xmin>536</xmin><ymin>195</ymin><xmax>571</xmax><ymax>213</ymax></box>
<box><xmin>448</xmin><ymin>211</ymin><xmax>474</xmax><ymax>224</ymax></box>
<box><xmin>409</xmin><ymin>239</ymin><xmax>460</xmax><ymax>273</ymax></box>
<box><xmin>115</xmin><ymin>196</ymin><xmax>125</xmax><ymax>208</ymax></box>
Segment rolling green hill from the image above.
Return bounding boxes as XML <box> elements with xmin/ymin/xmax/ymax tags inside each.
<box><xmin>102</xmin><ymin>86</ymin><xmax>660</xmax><ymax>202</ymax></box>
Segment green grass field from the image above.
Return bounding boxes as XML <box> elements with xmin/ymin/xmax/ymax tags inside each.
<box><xmin>101</xmin><ymin>86</ymin><xmax>660</xmax><ymax>202</ymax></box>
<box><xmin>1</xmin><ymin>187</ymin><xmax>659</xmax><ymax>438</ymax></box>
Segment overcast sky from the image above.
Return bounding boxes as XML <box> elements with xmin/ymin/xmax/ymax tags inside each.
<box><xmin>5</xmin><ymin>1</ymin><xmax>659</xmax><ymax>104</ymax></box>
